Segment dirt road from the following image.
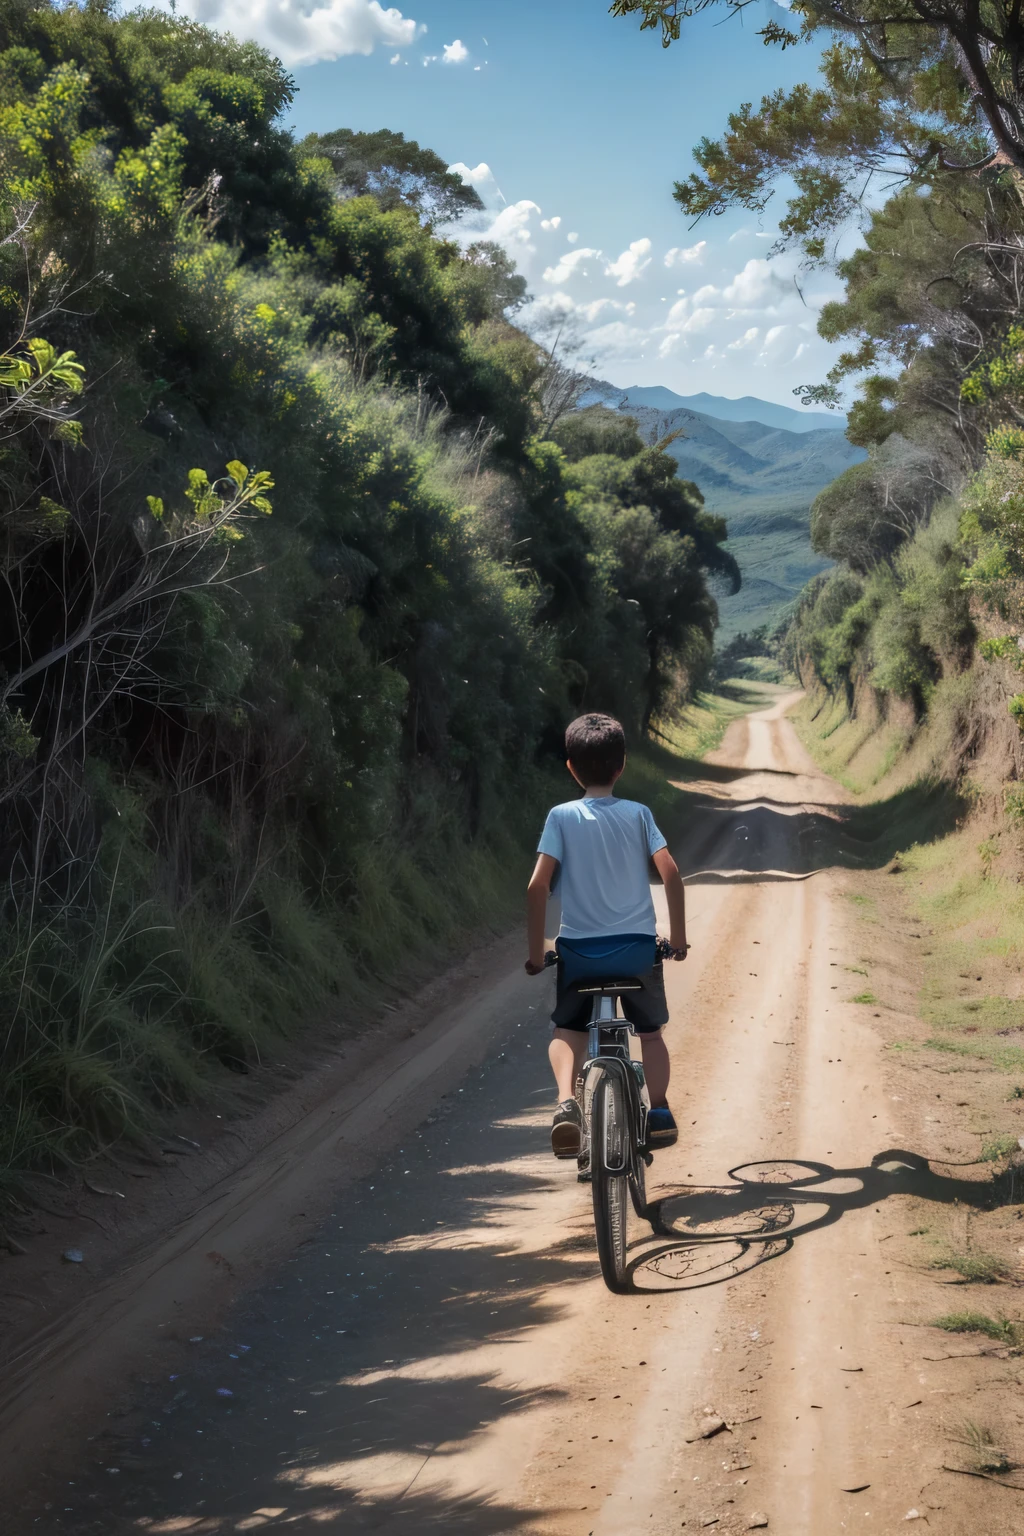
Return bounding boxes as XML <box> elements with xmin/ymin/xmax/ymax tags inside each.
<box><xmin>8</xmin><ymin>695</ymin><xmax>1013</xmax><ymax>1534</ymax></box>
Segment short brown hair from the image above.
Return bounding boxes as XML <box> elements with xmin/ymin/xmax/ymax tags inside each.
<box><xmin>565</xmin><ymin>712</ymin><xmax>626</xmax><ymax>786</ymax></box>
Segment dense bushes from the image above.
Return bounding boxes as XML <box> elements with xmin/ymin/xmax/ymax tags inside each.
<box><xmin>0</xmin><ymin>2</ymin><xmax>733</xmax><ymax>1171</ymax></box>
<box><xmin>787</xmin><ymin>499</ymin><xmax>974</xmax><ymax>714</ymax></box>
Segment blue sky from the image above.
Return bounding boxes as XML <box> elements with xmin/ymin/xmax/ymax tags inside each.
<box><xmin>173</xmin><ymin>0</ymin><xmax>845</xmax><ymax>406</ymax></box>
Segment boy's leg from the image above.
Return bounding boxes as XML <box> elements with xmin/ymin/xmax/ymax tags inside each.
<box><xmin>549</xmin><ymin>1028</ymin><xmax>588</xmax><ymax>1102</ymax></box>
<box><xmin>639</xmin><ymin>1029</ymin><xmax>670</xmax><ymax>1108</ymax></box>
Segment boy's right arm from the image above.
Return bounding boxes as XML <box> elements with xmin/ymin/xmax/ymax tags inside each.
<box><xmin>525</xmin><ymin>854</ymin><xmax>558</xmax><ymax>974</ymax></box>
<box><xmin>652</xmin><ymin>846</ymin><xmax>688</xmax><ymax>957</ymax></box>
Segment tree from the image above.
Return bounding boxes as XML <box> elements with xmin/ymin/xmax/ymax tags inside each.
<box><xmin>611</xmin><ymin>0</ymin><xmax>1024</xmax><ymax>263</ymax></box>
<box><xmin>809</xmin><ymin>432</ymin><xmax>953</xmax><ymax>569</ymax></box>
<box><xmin>299</xmin><ymin>128</ymin><xmax>483</xmax><ymax>226</ymax></box>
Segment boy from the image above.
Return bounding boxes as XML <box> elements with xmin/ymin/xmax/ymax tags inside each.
<box><xmin>525</xmin><ymin>711</ymin><xmax>688</xmax><ymax>1158</ymax></box>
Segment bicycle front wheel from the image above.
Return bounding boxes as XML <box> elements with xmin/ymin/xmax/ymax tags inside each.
<box><xmin>591</xmin><ymin>1069</ymin><xmax>630</xmax><ymax>1293</ymax></box>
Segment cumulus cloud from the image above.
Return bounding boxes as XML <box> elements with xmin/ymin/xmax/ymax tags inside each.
<box><xmin>449</xmin><ymin>161</ymin><xmax>506</xmax><ymax>208</ymax></box>
<box><xmin>543</xmin><ymin>247</ymin><xmax>602</xmax><ymax>284</ymax></box>
<box><xmin>664</xmin><ymin>242</ymin><xmax>705</xmax><ymax>267</ymax></box>
<box><xmin>440</xmin><ymin>167</ymin><xmax>840</xmax><ymax>396</ymax></box>
<box><xmin>443</xmin><ymin>38</ymin><xmax>468</xmax><ymax>62</ymax></box>
<box><xmin>486</xmin><ymin>199</ymin><xmax>542</xmax><ymax>251</ymax></box>
<box><xmin>166</xmin><ymin>0</ymin><xmax>420</xmax><ymax>68</ymax></box>
<box><xmin>607</xmin><ymin>237</ymin><xmax>652</xmax><ymax>287</ymax></box>
<box><xmin>721</xmin><ymin>258</ymin><xmax>788</xmax><ymax>308</ymax></box>
<box><xmin>584</xmin><ymin>319</ymin><xmax>652</xmax><ymax>357</ymax></box>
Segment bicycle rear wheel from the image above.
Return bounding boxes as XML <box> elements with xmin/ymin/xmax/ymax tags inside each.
<box><xmin>591</xmin><ymin>1070</ymin><xmax>630</xmax><ymax>1292</ymax></box>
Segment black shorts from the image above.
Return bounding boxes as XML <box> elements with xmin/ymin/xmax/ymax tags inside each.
<box><xmin>551</xmin><ymin>958</ymin><xmax>669</xmax><ymax>1033</ymax></box>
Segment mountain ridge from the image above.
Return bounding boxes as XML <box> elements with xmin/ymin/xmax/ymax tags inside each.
<box><xmin>602</xmin><ymin>400</ymin><xmax>864</xmax><ymax>506</ymax></box>
<box><xmin>580</xmin><ymin>377</ymin><xmax>847</xmax><ymax>435</ymax></box>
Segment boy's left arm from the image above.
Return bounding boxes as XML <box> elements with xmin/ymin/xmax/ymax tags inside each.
<box><xmin>652</xmin><ymin>846</ymin><xmax>688</xmax><ymax>957</ymax></box>
<box><xmin>525</xmin><ymin>854</ymin><xmax>558</xmax><ymax>974</ymax></box>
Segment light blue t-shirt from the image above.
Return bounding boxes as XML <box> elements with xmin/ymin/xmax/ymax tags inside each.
<box><xmin>537</xmin><ymin>796</ymin><xmax>668</xmax><ymax>939</ymax></box>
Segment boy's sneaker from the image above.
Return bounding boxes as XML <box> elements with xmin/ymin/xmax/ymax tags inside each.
<box><xmin>551</xmin><ymin>1099</ymin><xmax>584</xmax><ymax>1159</ymax></box>
<box><xmin>647</xmin><ymin>1105</ymin><xmax>678</xmax><ymax>1150</ymax></box>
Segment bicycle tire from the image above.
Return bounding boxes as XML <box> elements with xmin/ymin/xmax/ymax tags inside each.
<box><xmin>629</xmin><ymin>1150</ymin><xmax>647</xmax><ymax>1219</ymax></box>
<box><xmin>591</xmin><ymin>1070</ymin><xmax>630</xmax><ymax>1292</ymax></box>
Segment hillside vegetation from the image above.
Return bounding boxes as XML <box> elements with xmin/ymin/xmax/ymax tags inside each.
<box><xmin>584</xmin><ymin>381</ymin><xmax>864</xmax><ymax>642</ymax></box>
<box><xmin>613</xmin><ymin>0</ymin><xmax>1024</xmax><ymax>1111</ymax></box>
<box><xmin>0</xmin><ymin>1</ymin><xmax>737</xmax><ymax>1176</ymax></box>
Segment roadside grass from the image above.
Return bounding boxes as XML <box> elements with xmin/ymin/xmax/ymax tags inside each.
<box><xmin>952</xmin><ymin>1419</ymin><xmax>1014</xmax><ymax>1474</ymax></box>
<box><xmin>852</xmin><ymin>990</ymin><xmax>878</xmax><ymax>1005</ymax></box>
<box><xmin>933</xmin><ymin>1312</ymin><xmax>1024</xmax><ymax>1345</ymax></box>
<box><xmin>930</xmin><ymin>1246</ymin><xmax>1011</xmax><ymax>1283</ymax></box>
<box><xmin>0</xmin><ymin>813</ymin><xmax>537</xmax><ymax>1182</ymax></box>
<box><xmin>650</xmin><ymin>678</ymin><xmax>782</xmax><ymax>778</ymax></box>
<box><xmin>796</xmin><ymin>686</ymin><xmax>1024</xmax><ymax>1079</ymax></box>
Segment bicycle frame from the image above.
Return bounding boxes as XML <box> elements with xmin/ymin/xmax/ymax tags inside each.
<box><xmin>577</xmin><ymin>990</ymin><xmax>649</xmax><ymax>1178</ymax></box>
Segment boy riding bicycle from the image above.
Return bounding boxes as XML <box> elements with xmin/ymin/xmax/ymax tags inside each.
<box><xmin>525</xmin><ymin>712</ymin><xmax>688</xmax><ymax>1158</ymax></box>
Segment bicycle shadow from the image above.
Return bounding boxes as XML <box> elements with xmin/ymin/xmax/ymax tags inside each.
<box><xmin>622</xmin><ymin>1149</ymin><xmax>993</xmax><ymax>1293</ymax></box>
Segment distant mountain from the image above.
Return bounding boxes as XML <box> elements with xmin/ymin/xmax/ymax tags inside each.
<box><xmin>580</xmin><ymin>378</ymin><xmax>845</xmax><ymax>435</ymax></box>
<box><xmin>572</xmin><ymin>380</ymin><xmax>865</xmax><ymax>645</ymax></box>
<box><xmin>599</xmin><ymin>399</ymin><xmax>864</xmax><ymax>505</ymax></box>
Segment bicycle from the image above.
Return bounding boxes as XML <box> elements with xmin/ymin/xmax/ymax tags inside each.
<box><xmin>544</xmin><ymin>935</ymin><xmax>680</xmax><ymax>1293</ymax></box>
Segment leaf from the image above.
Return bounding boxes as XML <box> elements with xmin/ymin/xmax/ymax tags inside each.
<box><xmin>251</xmin><ymin>496</ymin><xmax>272</xmax><ymax>515</ymax></box>
<box><xmin>39</xmin><ymin>496</ymin><xmax>70</xmax><ymax>530</ymax></box>
<box><xmin>145</xmin><ymin>495</ymin><xmax>164</xmax><ymax>520</ymax></box>
<box><xmin>54</xmin><ymin>419</ymin><xmax>83</xmax><ymax>446</ymax></box>
<box><xmin>0</xmin><ymin>355</ymin><xmax>31</xmax><ymax>388</ymax></box>
<box><xmin>225</xmin><ymin>459</ymin><xmax>248</xmax><ymax>489</ymax></box>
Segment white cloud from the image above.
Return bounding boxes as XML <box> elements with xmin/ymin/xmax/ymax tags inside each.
<box><xmin>664</xmin><ymin>241</ymin><xmax>705</xmax><ymax>267</ymax></box>
<box><xmin>543</xmin><ymin>247</ymin><xmax>602</xmax><ymax>284</ymax></box>
<box><xmin>165</xmin><ymin>0</ymin><xmax>420</xmax><ymax>68</ymax></box>
<box><xmin>442</xmin><ymin>165</ymin><xmax>844</xmax><ymax>401</ymax></box>
<box><xmin>607</xmin><ymin>237</ymin><xmax>652</xmax><ymax>287</ymax></box>
<box><xmin>443</xmin><ymin>38</ymin><xmax>468</xmax><ymax>63</ymax></box>
<box><xmin>721</xmin><ymin>258</ymin><xmax>788</xmax><ymax>307</ymax></box>
<box><xmin>584</xmin><ymin>319</ymin><xmax>652</xmax><ymax>357</ymax></box>
<box><xmin>389</xmin><ymin>51</ymin><xmax>401</xmax><ymax>63</ymax></box>
<box><xmin>449</xmin><ymin>161</ymin><xmax>505</xmax><ymax>207</ymax></box>
<box><xmin>486</xmin><ymin>199</ymin><xmax>542</xmax><ymax>250</ymax></box>
<box><xmin>579</xmin><ymin>298</ymin><xmax>636</xmax><ymax>322</ymax></box>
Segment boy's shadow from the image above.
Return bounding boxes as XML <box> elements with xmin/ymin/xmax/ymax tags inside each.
<box><xmin>623</xmin><ymin>1149</ymin><xmax>998</xmax><ymax>1292</ymax></box>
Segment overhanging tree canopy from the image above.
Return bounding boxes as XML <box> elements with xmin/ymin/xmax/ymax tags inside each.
<box><xmin>611</xmin><ymin>0</ymin><xmax>1024</xmax><ymax>261</ymax></box>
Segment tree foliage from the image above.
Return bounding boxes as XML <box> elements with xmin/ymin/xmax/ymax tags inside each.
<box><xmin>0</xmin><ymin>1</ymin><xmax>735</xmax><ymax>1167</ymax></box>
<box><xmin>300</xmin><ymin>127</ymin><xmax>484</xmax><ymax>226</ymax></box>
<box><xmin>614</xmin><ymin>0</ymin><xmax>1024</xmax><ymax>258</ymax></box>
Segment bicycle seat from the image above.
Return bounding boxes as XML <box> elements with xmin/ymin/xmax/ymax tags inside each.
<box><xmin>556</xmin><ymin>934</ymin><xmax>657</xmax><ymax>990</ymax></box>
